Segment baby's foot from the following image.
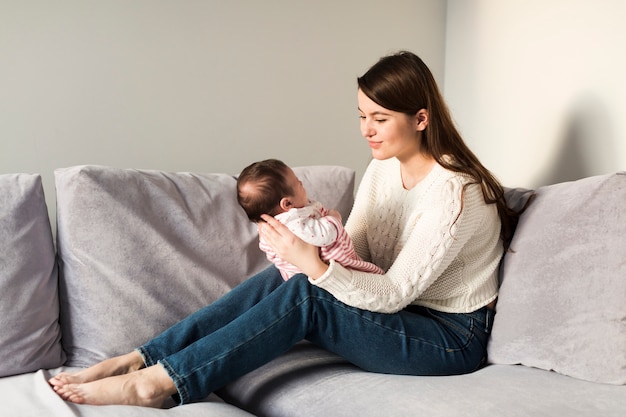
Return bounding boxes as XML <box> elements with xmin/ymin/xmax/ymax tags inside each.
<box><xmin>49</xmin><ymin>351</ymin><xmax>145</xmax><ymax>390</ymax></box>
<box><xmin>56</xmin><ymin>366</ymin><xmax>176</xmax><ymax>407</ymax></box>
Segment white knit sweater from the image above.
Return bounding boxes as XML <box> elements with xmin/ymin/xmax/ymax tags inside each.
<box><xmin>310</xmin><ymin>158</ymin><xmax>502</xmax><ymax>314</ymax></box>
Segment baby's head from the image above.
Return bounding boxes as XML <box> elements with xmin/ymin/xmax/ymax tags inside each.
<box><xmin>237</xmin><ymin>159</ymin><xmax>308</xmax><ymax>222</ymax></box>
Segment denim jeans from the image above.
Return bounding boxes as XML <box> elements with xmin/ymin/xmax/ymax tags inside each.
<box><xmin>137</xmin><ymin>266</ymin><xmax>494</xmax><ymax>405</ymax></box>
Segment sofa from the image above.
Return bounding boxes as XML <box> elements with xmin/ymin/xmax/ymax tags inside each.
<box><xmin>1</xmin><ymin>164</ymin><xmax>624</xmax><ymax>417</ymax></box>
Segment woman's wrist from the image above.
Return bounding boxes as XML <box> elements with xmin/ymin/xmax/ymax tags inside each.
<box><xmin>304</xmin><ymin>258</ymin><xmax>329</xmax><ymax>281</ymax></box>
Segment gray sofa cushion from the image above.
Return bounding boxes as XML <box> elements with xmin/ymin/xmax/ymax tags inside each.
<box><xmin>489</xmin><ymin>172</ymin><xmax>626</xmax><ymax>385</ymax></box>
<box><xmin>219</xmin><ymin>342</ymin><xmax>626</xmax><ymax>417</ymax></box>
<box><xmin>0</xmin><ymin>174</ymin><xmax>64</xmax><ymax>376</ymax></box>
<box><xmin>503</xmin><ymin>186</ymin><xmax>535</xmax><ymax>214</ymax></box>
<box><xmin>55</xmin><ymin>165</ymin><xmax>355</xmax><ymax>367</ymax></box>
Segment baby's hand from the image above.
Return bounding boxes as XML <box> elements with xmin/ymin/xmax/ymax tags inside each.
<box><xmin>328</xmin><ymin>209</ymin><xmax>342</xmax><ymax>222</ymax></box>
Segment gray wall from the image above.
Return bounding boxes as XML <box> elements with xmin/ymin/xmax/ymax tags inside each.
<box><xmin>5</xmin><ymin>0</ymin><xmax>624</xmax><ymax>221</ymax></box>
<box><xmin>1</xmin><ymin>0</ymin><xmax>447</xmax><ymax>224</ymax></box>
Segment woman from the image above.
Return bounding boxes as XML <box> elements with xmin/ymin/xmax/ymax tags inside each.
<box><xmin>49</xmin><ymin>51</ymin><xmax>517</xmax><ymax>407</ymax></box>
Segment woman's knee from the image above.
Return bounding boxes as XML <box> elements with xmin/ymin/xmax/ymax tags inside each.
<box><xmin>282</xmin><ymin>274</ymin><xmax>311</xmax><ymax>293</ymax></box>
<box><xmin>282</xmin><ymin>274</ymin><xmax>334</xmax><ymax>308</ymax></box>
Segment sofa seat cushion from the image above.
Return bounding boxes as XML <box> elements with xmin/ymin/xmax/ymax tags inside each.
<box><xmin>0</xmin><ymin>173</ymin><xmax>64</xmax><ymax>376</ymax></box>
<box><xmin>218</xmin><ymin>342</ymin><xmax>626</xmax><ymax>417</ymax></box>
<box><xmin>489</xmin><ymin>172</ymin><xmax>626</xmax><ymax>385</ymax></box>
<box><xmin>54</xmin><ymin>165</ymin><xmax>355</xmax><ymax>367</ymax></box>
<box><xmin>0</xmin><ymin>368</ymin><xmax>254</xmax><ymax>417</ymax></box>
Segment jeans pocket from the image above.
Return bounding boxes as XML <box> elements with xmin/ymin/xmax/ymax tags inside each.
<box><xmin>425</xmin><ymin>309</ymin><xmax>475</xmax><ymax>352</ymax></box>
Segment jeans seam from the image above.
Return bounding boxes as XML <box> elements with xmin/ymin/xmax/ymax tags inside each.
<box><xmin>314</xmin><ymin>295</ymin><xmax>473</xmax><ymax>353</ymax></box>
<box><xmin>159</xmin><ymin>359</ymin><xmax>188</xmax><ymax>405</ymax></box>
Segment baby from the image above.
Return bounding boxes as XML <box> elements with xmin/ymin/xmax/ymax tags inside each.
<box><xmin>236</xmin><ymin>159</ymin><xmax>384</xmax><ymax>280</ymax></box>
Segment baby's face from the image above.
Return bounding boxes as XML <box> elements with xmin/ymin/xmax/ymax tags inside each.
<box><xmin>285</xmin><ymin>168</ymin><xmax>308</xmax><ymax>208</ymax></box>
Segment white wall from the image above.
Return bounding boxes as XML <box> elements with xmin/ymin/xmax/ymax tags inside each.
<box><xmin>445</xmin><ymin>0</ymin><xmax>626</xmax><ymax>188</ymax></box>
<box><xmin>1</xmin><ymin>1</ymin><xmax>447</xmax><ymax>222</ymax></box>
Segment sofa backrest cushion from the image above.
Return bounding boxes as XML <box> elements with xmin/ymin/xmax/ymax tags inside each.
<box><xmin>0</xmin><ymin>174</ymin><xmax>65</xmax><ymax>376</ymax></box>
<box><xmin>55</xmin><ymin>165</ymin><xmax>355</xmax><ymax>367</ymax></box>
<box><xmin>489</xmin><ymin>172</ymin><xmax>626</xmax><ymax>385</ymax></box>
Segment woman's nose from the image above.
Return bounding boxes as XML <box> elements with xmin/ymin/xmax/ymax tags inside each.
<box><xmin>360</xmin><ymin>120</ymin><xmax>373</xmax><ymax>138</ymax></box>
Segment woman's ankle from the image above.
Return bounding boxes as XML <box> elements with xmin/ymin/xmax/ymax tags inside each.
<box><xmin>120</xmin><ymin>351</ymin><xmax>146</xmax><ymax>373</ymax></box>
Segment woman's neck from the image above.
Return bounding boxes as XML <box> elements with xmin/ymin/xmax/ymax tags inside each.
<box><xmin>399</xmin><ymin>153</ymin><xmax>436</xmax><ymax>190</ymax></box>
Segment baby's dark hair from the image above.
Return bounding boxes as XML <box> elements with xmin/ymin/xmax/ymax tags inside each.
<box><xmin>237</xmin><ymin>159</ymin><xmax>293</xmax><ymax>222</ymax></box>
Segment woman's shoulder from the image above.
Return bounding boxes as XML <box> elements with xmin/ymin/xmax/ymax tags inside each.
<box><xmin>432</xmin><ymin>158</ymin><xmax>477</xmax><ymax>187</ymax></box>
<box><xmin>414</xmin><ymin>162</ymin><xmax>483</xmax><ymax>209</ymax></box>
<box><xmin>432</xmin><ymin>164</ymin><xmax>488</xmax><ymax>212</ymax></box>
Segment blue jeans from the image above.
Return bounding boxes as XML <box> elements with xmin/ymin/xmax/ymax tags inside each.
<box><xmin>137</xmin><ymin>266</ymin><xmax>494</xmax><ymax>405</ymax></box>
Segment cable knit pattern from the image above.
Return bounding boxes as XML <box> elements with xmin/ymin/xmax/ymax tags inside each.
<box><xmin>310</xmin><ymin>158</ymin><xmax>502</xmax><ymax>313</ymax></box>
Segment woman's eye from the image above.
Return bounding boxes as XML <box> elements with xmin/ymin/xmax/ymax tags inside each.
<box><xmin>359</xmin><ymin>115</ymin><xmax>386</xmax><ymax>123</ymax></box>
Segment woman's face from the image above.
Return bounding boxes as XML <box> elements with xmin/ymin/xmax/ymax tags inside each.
<box><xmin>357</xmin><ymin>89</ymin><xmax>424</xmax><ymax>162</ymax></box>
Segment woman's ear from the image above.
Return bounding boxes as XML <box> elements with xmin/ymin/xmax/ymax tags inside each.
<box><xmin>415</xmin><ymin>109</ymin><xmax>429</xmax><ymax>131</ymax></box>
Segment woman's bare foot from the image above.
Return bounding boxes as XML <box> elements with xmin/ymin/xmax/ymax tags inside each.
<box><xmin>55</xmin><ymin>365</ymin><xmax>177</xmax><ymax>407</ymax></box>
<box><xmin>49</xmin><ymin>351</ymin><xmax>145</xmax><ymax>391</ymax></box>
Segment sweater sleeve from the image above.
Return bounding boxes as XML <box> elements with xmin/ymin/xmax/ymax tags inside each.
<box><xmin>310</xmin><ymin>177</ymin><xmax>490</xmax><ymax>313</ymax></box>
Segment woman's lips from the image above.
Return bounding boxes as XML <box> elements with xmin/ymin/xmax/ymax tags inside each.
<box><xmin>368</xmin><ymin>141</ymin><xmax>383</xmax><ymax>149</ymax></box>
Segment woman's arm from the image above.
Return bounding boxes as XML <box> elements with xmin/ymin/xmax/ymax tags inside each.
<box><xmin>312</xmin><ymin>179</ymin><xmax>493</xmax><ymax>313</ymax></box>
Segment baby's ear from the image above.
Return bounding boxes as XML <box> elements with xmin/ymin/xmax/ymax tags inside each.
<box><xmin>279</xmin><ymin>197</ymin><xmax>292</xmax><ymax>211</ymax></box>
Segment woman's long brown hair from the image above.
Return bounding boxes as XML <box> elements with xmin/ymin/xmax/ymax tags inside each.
<box><xmin>358</xmin><ymin>51</ymin><xmax>523</xmax><ymax>248</ymax></box>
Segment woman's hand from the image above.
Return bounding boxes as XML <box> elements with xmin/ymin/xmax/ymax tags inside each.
<box><xmin>259</xmin><ymin>214</ymin><xmax>329</xmax><ymax>280</ymax></box>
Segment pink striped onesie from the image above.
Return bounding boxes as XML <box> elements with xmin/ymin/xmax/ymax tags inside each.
<box><xmin>259</xmin><ymin>201</ymin><xmax>384</xmax><ymax>280</ymax></box>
